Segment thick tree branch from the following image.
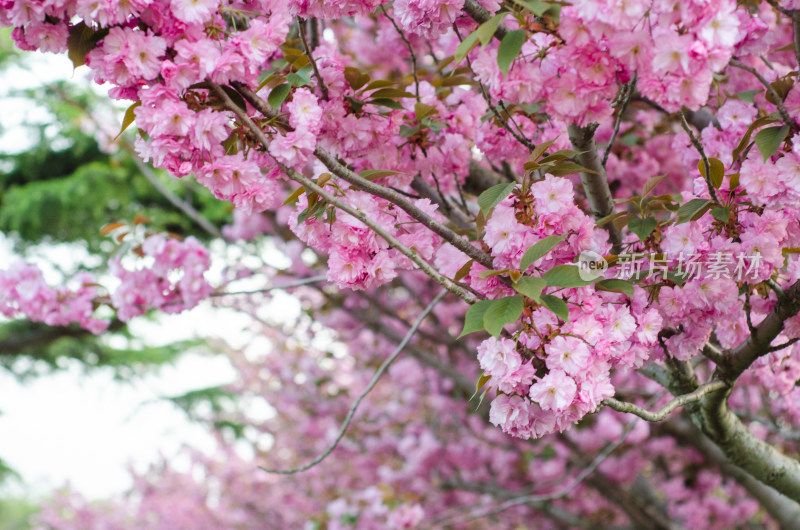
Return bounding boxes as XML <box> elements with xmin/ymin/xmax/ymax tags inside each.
<box><xmin>462</xmin><ymin>0</ymin><xmax>508</xmax><ymax>40</ymax></box>
<box><xmin>567</xmin><ymin>124</ymin><xmax>624</xmax><ymax>253</ymax></box>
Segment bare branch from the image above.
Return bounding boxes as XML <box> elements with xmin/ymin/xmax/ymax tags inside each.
<box><xmin>602</xmin><ymin>73</ymin><xmax>637</xmax><ymax>168</ymax></box>
<box><xmin>298</xmin><ymin>17</ymin><xmax>329</xmax><ymax>101</ymax></box>
<box><xmin>678</xmin><ymin>111</ymin><xmax>720</xmax><ymax>203</ymax></box>
<box><xmin>729</xmin><ymin>59</ymin><xmax>797</xmax><ymax>129</ymax></box>
<box><xmin>602</xmin><ymin>380</ymin><xmax>727</xmax><ymax>422</ymax></box>
<box><xmin>380</xmin><ymin>6</ymin><xmax>419</xmax><ymax>101</ymax></box>
<box><xmin>209</xmin><ymin>275</ymin><xmax>328</xmax><ymax>297</ymax></box>
<box><xmin>567</xmin><ymin>124</ymin><xmax>624</xmax><ymax>253</ymax></box>
<box><xmin>259</xmin><ymin>290</ymin><xmax>446</xmax><ymax>474</ymax></box>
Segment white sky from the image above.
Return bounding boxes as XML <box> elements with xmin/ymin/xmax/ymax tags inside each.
<box><xmin>0</xmin><ymin>46</ymin><xmax>250</xmax><ymax>501</ymax></box>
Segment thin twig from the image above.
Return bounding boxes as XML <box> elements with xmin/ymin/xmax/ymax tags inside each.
<box><xmin>211</xmin><ymin>81</ymin><xmax>478</xmax><ymax>303</ymax></box>
<box><xmin>209</xmin><ymin>275</ymin><xmax>328</xmax><ymax>297</ymax></box>
<box><xmin>729</xmin><ymin>59</ymin><xmax>796</xmax><ymax>129</ymax></box>
<box><xmin>744</xmin><ymin>284</ymin><xmax>757</xmax><ymax>334</ymax></box>
<box><xmin>766</xmin><ymin>337</ymin><xmax>800</xmax><ymax>353</ymax></box>
<box><xmin>298</xmin><ymin>17</ymin><xmax>329</xmax><ymax>101</ymax></box>
<box><xmin>766</xmin><ymin>278</ymin><xmax>786</xmax><ymax>300</ymax></box>
<box><xmin>602</xmin><ymin>73</ymin><xmax>637</xmax><ymax>168</ymax></box>
<box><xmin>678</xmin><ymin>111</ymin><xmax>720</xmax><ymax>203</ymax></box>
<box><xmin>380</xmin><ymin>6</ymin><xmax>419</xmax><ymax>101</ymax></box>
<box><xmin>260</xmin><ymin>290</ymin><xmax>446</xmax><ymax>474</ymax></box>
<box><xmin>453</xmin><ymin>25</ymin><xmax>536</xmax><ymax>151</ymax></box>
<box><xmin>431</xmin><ymin>390</ymin><xmax>669</xmax><ymax>527</ymax></box>
<box><xmin>602</xmin><ymin>380</ymin><xmax>728</xmax><ymax>422</ymax></box>
<box><xmin>231</xmin><ymin>82</ymin><xmax>498</xmax><ymax>273</ymax></box>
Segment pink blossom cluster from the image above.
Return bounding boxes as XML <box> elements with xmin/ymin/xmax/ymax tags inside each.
<box><xmin>0</xmin><ymin>262</ymin><xmax>108</xmax><ymax>334</ymax></box>
<box><xmin>291</xmin><ymin>191</ymin><xmax>440</xmax><ymax>290</ymax></box>
<box><xmin>110</xmin><ymin>234</ymin><xmax>213</xmax><ymax>321</ymax></box>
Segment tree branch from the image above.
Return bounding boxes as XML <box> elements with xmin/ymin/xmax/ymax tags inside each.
<box><xmin>567</xmin><ymin>124</ymin><xmax>624</xmax><ymax>253</ymax></box>
<box><xmin>729</xmin><ymin>59</ymin><xmax>797</xmax><ymax>129</ymax></box>
<box><xmin>462</xmin><ymin>0</ymin><xmax>508</xmax><ymax>40</ymax></box>
<box><xmin>602</xmin><ymin>380</ymin><xmax>727</xmax><ymax>422</ymax></box>
<box><xmin>260</xmin><ymin>290</ymin><xmax>446</xmax><ymax>474</ymax></box>
<box><xmin>678</xmin><ymin>111</ymin><xmax>720</xmax><ymax>203</ymax></box>
<box><xmin>211</xmin><ymin>82</ymin><xmax>478</xmax><ymax>303</ymax></box>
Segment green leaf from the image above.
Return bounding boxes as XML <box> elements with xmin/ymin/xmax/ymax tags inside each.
<box><xmin>735</xmin><ymin>89</ymin><xmax>760</xmax><ymax>103</ymax></box>
<box><xmin>287</xmin><ymin>65</ymin><xmax>313</xmax><ymax>87</ymax></box>
<box><xmin>540</xmin><ymin>294</ymin><xmax>569</xmax><ymax>321</ymax></box>
<box><xmin>711</xmin><ymin>206</ymin><xmax>731</xmax><ymax>223</ymax></box>
<box><xmin>369</xmin><ymin>98</ymin><xmax>405</xmax><ymax>110</ymax></box>
<box><xmin>477</xmin><ymin>182</ymin><xmax>515</xmax><ymax>215</ymax></box>
<box><xmin>696</xmin><ymin>157</ymin><xmax>725</xmax><ymax>189</ymax></box>
<box><xmin>268</xmin><ymin>83</ymin><xmax>291</xmax><ymax>108</ymax></box>
<box><xmin>454</xmin><ymin>30</ymin><xmax>480</xmax><ymax>64</ymax></box>
<box><xmin>113</xmin><ymin>101</ymin><xmax>141</xmax><ymax>142</ymax></box>
<box><xmin>596</xmin><ymin>279</ymin><xmax>634</xmax><ymax>298</ymax></box>
<box><xmin>676</xmin><ymin>198</ymin><xmax>711</xmax><ymax>224</ymax></box>
<box><xmin>545</xmin><ymin>161</ymin><xmax>596</xmax><ymax>177</ymax></box>
<box><xmin>360</xmin><ymin>169</ymin><xmax>404</xmax><ymax>181</ymax></box>
<box><xmin>483</xmin><ymin>296</ymin><xmax>524</xmax><ymax>337</ymax></box>
<box><xmin>368</xmin><ymin>88</ymin><xmax>416</xmax><ymax>99</ymax></box>
<box><xmin>542</xmin><ymin>265</ymin><xmax>596</xmax><ymax>288</ymax></box>
<box><xmin>627</xmin><ymin>217</ymin><xmax>657</xmax><ymax>241</ymax></box>
<box><xmin>755</xmin><ymin>125</ymin><xmax>790</xmax><ymax>161</ymax></box>
<box><xmin>477</xmin><ymin>12</ymin><xmax>509</xmax><ymax>45</ymax></box>
<box><xmin>515</xmin><ymin>0</ymin><xmax>561</xmax><ymax>20</ymax></box>
<box><xmin>512</xmin><ymin>276</ymin><xmax>546</xmax><ymax>302</ymax></box>
<box><xmin>732</xmin><ymin>114</ymin><xmax>781</xmax><ymax>163</ymax></box>
<box><xmin>459</xmin><ymin>300</ymin><xmax>493</xmax><ymax>337</ymax></box>
<box><xmin>520</xmin><ymin>234</ymin><xmax>566</xmax><ymax>272</ymax></box>
<box><xmin>497</xmin><ymin>29</ymin><xmax>526</xmax><ymax>76</ymax></box>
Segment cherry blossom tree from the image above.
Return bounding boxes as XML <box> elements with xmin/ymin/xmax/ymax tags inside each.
<box><xmin>5</xmin><ymin>0</ymin><xmax>800</xmax><ymax>527</ymax></box>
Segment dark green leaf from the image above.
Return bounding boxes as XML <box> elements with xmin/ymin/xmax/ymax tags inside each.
<box><xmin>287</xmin><ymin>65</ymin><xmax>312</xmax><ymax>86</ymax></box>
<box><xmin>540</xmin><ymin>294</ymin><xmax>569</xmax><ymax>321</ymax></box>
<box><xmin>512</xmin><ymin>276</ymin><xmax>546</xmax><ymax>302</ymax></box>
<box><xmin>676</xmin><ymin>198</ymin><xmax>711</xmax><ymax>224</ymax></box>
<box><xmin>497</xmin><ymin>30</ymin><xmax>526</xmax><ymax>76</ymax></box>
<box><xmin>268</xmin><ymin>83</ymin><xmax>291</xmax><ymax>108</ymax></box>
<box><xmin>477</xmin><ymin>12</ymin><xmax>509</xmax><ymax>45</ymax></box>
<box><xmin>542</xmin><ymin>265</ymin><xmax>596</xmax><ymax>288</ymax></box>
<box><xmin>627</xmin><ymin>217</ymin><xmax>657</xmax><ymax>241</ymax></box>
<box><xmin>755</xmin><ymin>125</ymin><xmax>790</xmax><ymax>161</ymax></box>
<box><xmin>477</xmin><ymin>182</ymin><xmax>515</xmax><ymax>215</ymax></box>
<box><xmin>459</xmin><ymin>300</ymin><xmax>493</xmax><ymax>337</ymax></box>
<box><xmin>545</xmin><ymin>162</ymin><xmax>596</xmax><ymax>177</ymax></box>
<box><xmin>483</xmin><ymin>296</ymin><xmax>524</xmax><ymax>337</ymax></box>
<box><xmin>711</xmin><ymin>206</ymin><xmax>731</xmax><ymax>223</ymax></box>
<box><xmin>596</xmin><ymin>279</ymin><xmax>634</xmax><ymax>298</ymax></box>
<box><xmin>520</xmin><ymin>234</ymin><xmax>566</xmax><ymax>272</ymax></box>
<box><xmin>369</xmin><ymin>98</ymin><xmax>405</xmax><ymax>110</ymax></box>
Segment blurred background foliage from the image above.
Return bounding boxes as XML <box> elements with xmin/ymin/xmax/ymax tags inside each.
<box><xmin>0</xmin><ymin>29</ymin><xmax>244</xmax><ymax>508</ymax></box>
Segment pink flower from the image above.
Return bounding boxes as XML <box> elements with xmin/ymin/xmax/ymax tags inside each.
<box><xmin>170</xmin><ymin>0</ymin><xmax>220</xmax><ymax>25</ymax></box>
<box><xmin>545</xmin><ymin>336</ymin><xmax>591</xmax><ymax>376</ymax></box>
<box><xmin>529</xmin><ymin>370</ymin><xmax>577</xmax><ymax>412</ymax></box>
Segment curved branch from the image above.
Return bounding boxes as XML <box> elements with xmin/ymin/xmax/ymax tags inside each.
<box><xmin>602</xmin><ymin>380</ymin><xmax>727</xmax><ymax>422</ymax></box>
<box><xmin>462</xmin><ymin>0</ymin><xmax>508</xmax><ymax>40</ymax></box>
<box><xmin>259</xmin><ymin>290</ymin><xmax>446</xmax><ymax>474</ymax></box>
<box><xmin>729</xmin><ymin>59</ymin><xmax>797</xmax><ymax>129</ymax></box>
